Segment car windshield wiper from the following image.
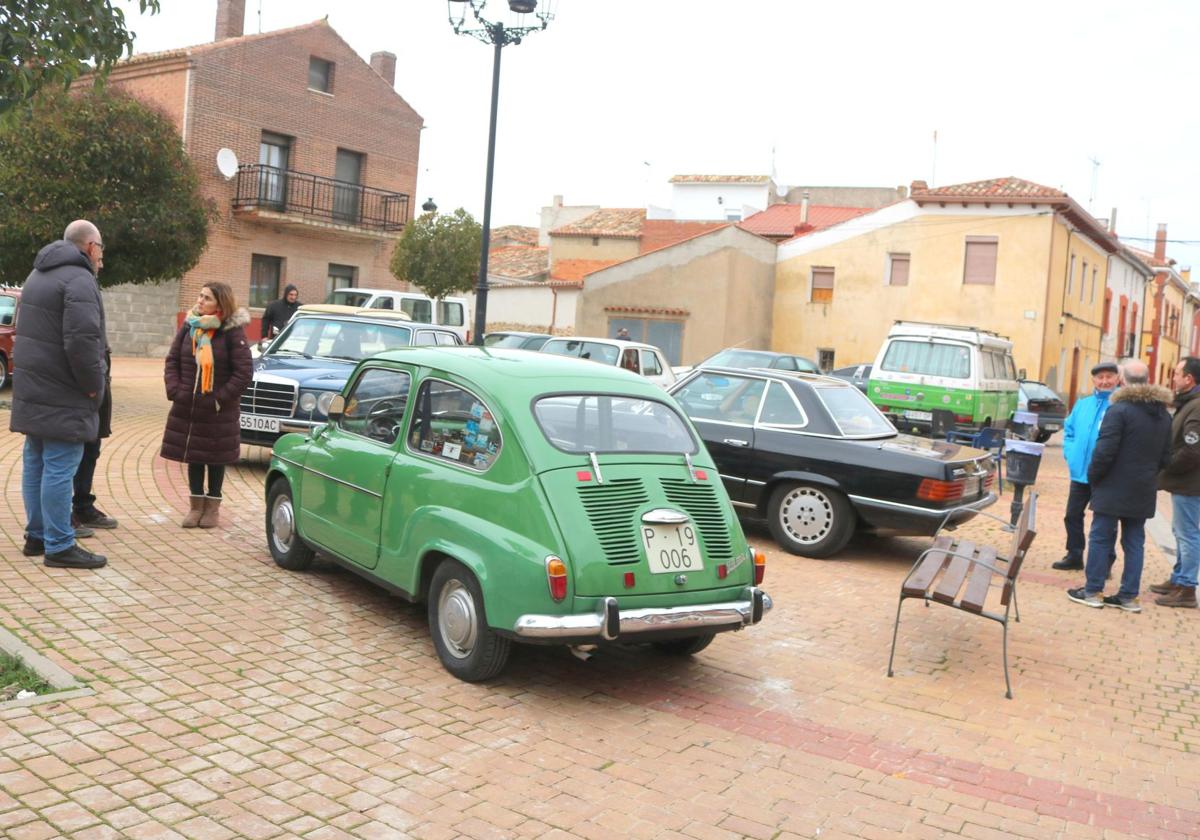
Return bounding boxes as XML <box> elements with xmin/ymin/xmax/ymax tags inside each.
<box><xmin>270</xmin><ymin>349</ymin><xmax>312</xmax><ymax>359</ymax></box>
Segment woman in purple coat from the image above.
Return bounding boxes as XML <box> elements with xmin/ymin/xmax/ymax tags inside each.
<box><xmin>161</xmin><ymin>282</ymin><xmax>252</xmax><ymax>528</ymax></box>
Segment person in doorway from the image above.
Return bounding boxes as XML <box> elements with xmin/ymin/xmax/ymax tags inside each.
<box><xmin>260</xmin><ymin>284</ymin><xmax>299</xmax><ymax>339</ymax></box>
<box><xmin>1149</xmin><ymin>356</ymin><xmax>1200</xmax><ymax>608</ymax></box>
<box><xmin>161</xmin><ymin>282</ymin><xmax>252</xmax><ymax>528</ymax></box>
<box><xmin>72</xmin><ymin>248</ymin><xmax>118</xmax><ymax>534</ymax></box>
<box><xmin>615</xmin><ymin>327</ymin><xmax>631</xmax><ymax>340</ymax></box>
<box><xmin>1067</xmin><ymin>360</ymin><xmax>1172</xmax><ymax>611</ymax></box>
<box><xmin>11</xmin><ymin>220</ymin><xmax>109</xmax><ymax>569</ymax></box>
<box><xmin>1056</xmin><ymin>361</ymin><xmax>1121</xmax><ymax>571</ymax></box>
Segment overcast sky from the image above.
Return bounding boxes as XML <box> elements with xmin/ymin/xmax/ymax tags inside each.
<box><xmin>119</xmin><ymin>0</ymin><xmax>1198</xmax><ymax>270</ymax></box>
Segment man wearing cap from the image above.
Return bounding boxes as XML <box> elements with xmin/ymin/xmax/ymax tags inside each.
<box><xmin>1056</xmin><ymin>361</ymin><xmax>1121</xmax><ymax>571</ymax></box>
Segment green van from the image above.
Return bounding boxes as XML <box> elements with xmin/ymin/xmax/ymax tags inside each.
<box><xmin>867</xmin><ymin>321</ymin><xmax>1019</xmax><ymax>432</ymax></box>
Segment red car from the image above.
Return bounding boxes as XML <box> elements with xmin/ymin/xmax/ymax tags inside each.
<box><xmin>0</xmin><ymin>288</ymin><xmax>18</xmax><ymax>390</ymax></box>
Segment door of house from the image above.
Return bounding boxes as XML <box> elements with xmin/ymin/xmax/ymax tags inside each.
<box><xmin>1068</xmin><ymin>347</ymin><xmax>1080</xmax><ymax>408</ymax></box>
<box><xmin>258</xmin><ymin>133</ymin><xmax>290</xmax><ymax>209</ymax></box>
<box><xmin>333</xmin><ymin>149</ymin><xmax>363</xmax><ymax>224</ymax></box>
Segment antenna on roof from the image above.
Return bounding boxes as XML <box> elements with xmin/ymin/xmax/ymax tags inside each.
<box><xmin>930</xmin><ymin>129</ymin><xmax>938</xmax><ymax>188</ymax></box>
<box><xmin>1088</xmin><ymin>156</ymin><xmax>1101</xmax><ymax>213</ymax></box>
<box><xmin>257</xmin><ymin>0</ymin><xmax>263</xmax><ymax>33</ymax></box>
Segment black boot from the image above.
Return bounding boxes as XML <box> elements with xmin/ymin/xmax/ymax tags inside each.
<box><xmin>1052</xmin><ymin>554</ymin><xmax>1083</xmax><ymax>571</ymax></box>
<box><xmin>44</xmin><ymin>544</ymin><xmax>107</xmax><ymax>570</ymax></box>
<box><xmin>22</xmin><ymin>537</ymin><xmax>44</xmax><ymax>557</ymax></box>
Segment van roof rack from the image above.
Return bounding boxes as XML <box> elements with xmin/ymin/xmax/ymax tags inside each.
<box><xmin>891</xmin><ymin>319</ymin><xmax>1007</xmax><ymax>339</ymax></box>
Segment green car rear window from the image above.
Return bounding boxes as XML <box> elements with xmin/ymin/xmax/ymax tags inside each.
<box><xmin>533</xmin><ymin>394</ymin><xmax>698</xmax><ymax>454</ymax></box>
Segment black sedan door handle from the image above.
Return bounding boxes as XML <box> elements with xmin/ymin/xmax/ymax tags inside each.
<box><xmin>722</xmin><ymin>438</ymin><xmax>750</xmax><ymax>447</ymax></box>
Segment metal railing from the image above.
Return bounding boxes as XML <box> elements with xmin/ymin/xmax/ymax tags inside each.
<box><xmin>234</xmin><ymin>164</ymin><xmax>409</xmax><ymax>232</ymax></box>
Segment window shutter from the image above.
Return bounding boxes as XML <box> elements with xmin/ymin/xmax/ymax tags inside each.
<box><xmin>811</xmin><ymin>267</ymin><xmax>834</xmax><ymax>303</ymax></box>
<box><xmin>889</xmin><ymin>254</ymin><xmax>910</xmax><ymax>286</ymax></box>
<box><xmin>963</xmin><ymin>237</ymin><xmax>998</xmax><ymax>285</ymax></box>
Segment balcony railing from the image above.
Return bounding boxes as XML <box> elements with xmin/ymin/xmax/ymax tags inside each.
<box><xmin>233</xmin><ymin>164</ymin><xmax>409</xmax><ymax>232</ymax></box>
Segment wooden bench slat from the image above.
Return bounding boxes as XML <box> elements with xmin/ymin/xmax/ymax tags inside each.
<box><xmin>959</xmin><ymin>545</ymin><xmax>999</xmax><ymax>613</ymax></box>
<box><xmin>931</xmin><ymin>553</ymin><xmax>972</xmax><ymax>605</ymax></box>
<box><xmin>903</xmin><ymin>552</ymin><xmax>948</xmax><ymax>598</ymax></box>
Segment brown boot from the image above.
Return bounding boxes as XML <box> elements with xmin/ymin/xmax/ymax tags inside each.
<box><xmin>1154</xmin><ymin>585</ymin><xmax>1197</xmax><ymax>608</ymax></box>
<box><xmin>197</xmin><ymin>495</ymin><xmax>222</xmax><ymax>529</ymax></box>
<box><xmin>1148</xmin><ymin>578</ymin><xmax>1176</xmax><ymax>595</ymax></box>
<box><xmin>181</xmin><ymin>495</ymin><xmax>205</xmax><ymax>528</ymax></box>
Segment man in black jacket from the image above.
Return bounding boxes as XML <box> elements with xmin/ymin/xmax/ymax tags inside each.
<box><xmin>260</xmin><ymin>284</ymin><xmax>299</xmax><ymax>339</ymax></box>
<box><xmin>1149</xmin><ymin>356</ymin><xmax>1200</xmax><ymax>608</ymax></box>
<box><xmin>11</xmin><ymin>220</ymin><xmax>109</xmax><ymax>569</ymax></box>
<box><xmin>1067</xmin><ymin>360</ymin><xmax>1172</xmax><ymax>611</ymax></box>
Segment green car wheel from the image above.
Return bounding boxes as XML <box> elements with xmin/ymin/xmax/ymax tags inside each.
<box><xmin>428</xmin><ymin>559</ymin><xmax>511</xmax><ymax>682</ymax></box>
<box><xmin>266</xmin><ymin>479</ymin><xmax>315</xmax><ymax>571</ymax></box>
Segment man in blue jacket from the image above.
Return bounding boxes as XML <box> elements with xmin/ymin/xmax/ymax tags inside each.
<box><xmin>1055</xmin><ymin>361</ymin><xmax>1121</xmax><ymax>571</ymax></box>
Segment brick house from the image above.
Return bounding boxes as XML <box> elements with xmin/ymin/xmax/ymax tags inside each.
<box><xmin>93</xmin><ymin>0</ymin><xmax>422</xmax><ymax>351</ymax></box>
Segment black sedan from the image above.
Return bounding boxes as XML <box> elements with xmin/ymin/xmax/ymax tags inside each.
<box><xmin>673</xmin><ymin>348</ymin><xmax>819</xmax><ymax>377</ymax></box>
<box><xmin>669</xmin><ymin>367</ymin><xmax>997</xmax><ymax>558</ymax></box>
<box><xmin>1017</xmin><ymin>379</ymin><xmax>1066</xmax><ymax>442</ymax></box>
<box><xmin>483</xmin><ymin>331</ymin><xmax>552</xmax><ymax>351</ymax></box>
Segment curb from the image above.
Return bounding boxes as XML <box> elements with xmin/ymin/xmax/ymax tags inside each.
<box><xmin>0</xmin><ymin>625</ymin><xmax>94</xmax><ymax>710</ymax></box>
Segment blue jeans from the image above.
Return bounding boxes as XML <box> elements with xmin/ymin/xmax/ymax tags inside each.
<box><xmin>1170</xmin><ymin>494</ymin><xmax>1200</xmax><ymax>588</ymax></box>
<box><xmin>22</xmin><ymin>437</ymin><xmax>84</xmax><ymax>555</ymax></box>
<box><xmin>1085</xmin><ymin>513</ymin><xmax>1145</xmax><ymax>598</ymax></box>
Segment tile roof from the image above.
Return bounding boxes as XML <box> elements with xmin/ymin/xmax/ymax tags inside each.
<box><xmin>1126</xmin><ymin>245</ymin><xmax>1175</xmax><ymax>269</ymax></box>
<box><xmin>551</xmin><ymin>209</ymin><xmax>645</xmax><ymax>239</ymax></box>
<box><xmin>490</xmin><ymin>225</ymin><xmax>539</xmax><ymax>246</ymax></box>
<box><xmin>550</xmin><ymin>259</ymin><xmax>620</xmax><ymax>282</ymax></box>
<box><xmin>669</xmin><ymin>175</ymin><xmax>770</xmax><ymax>184</ymax></box>
<box><xmin>739</xmin><ymin>204</ymin><xmax>871</xmax><ymax>239</ymax></box>
<box><xmin>119</xmin><ymin>19</ymin><xmax>329</xmax><ymax>66</ymax></box>
<box><xmin>911</xmin><ymin>177</ymin><xmax>1065</xmax><ymax>199</ymax></box>
<box><xmin>639</xmin><ymin>220</ymin><xmax>729</xmax><ymax>254</ymax></box>
<box><xmin>487</xmin><ymin>246</ymin><xmax>548</xmax><ymax>279</ymax></box>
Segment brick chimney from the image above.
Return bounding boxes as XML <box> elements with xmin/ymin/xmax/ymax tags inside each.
<box><xmin>370</xmin><ymin>51</ymin><xmax>397</xmax><ymax>87</ymax></box>
<box><xmin>215</xmin><ymin>0</ymin><xmax>246</xmax><ymax>41</ymax></box>
<box><xmin>1108</xmin><ymin>207</ymin><xmax>1118</xmax><ymax>235</ymax></box>
<box><xmin>910</xmin><ymin>180</ymin><xmax>928</xmax><ymax>194</ymax></box>
<box><xmin>1155</xmin><ymin>223</ymin><xmax>1168</xmax><ymax>263</ymax></box>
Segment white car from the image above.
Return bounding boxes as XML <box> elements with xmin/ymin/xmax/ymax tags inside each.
<box><xmin>540</xmin><ymin>337</ymin><xmax>676</xmax><ymax>388</ymax></box>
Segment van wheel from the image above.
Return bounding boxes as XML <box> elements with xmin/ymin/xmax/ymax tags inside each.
<box><xmin>652</xmin><ymin>633</ymin><xmax>715</xmax><ymax>656</ymax></box>
<box><xmin>428</xmin><ymin>559</ymin><xmax>511</xmax><ymax>682</ymax></box>
<box><xmin>266</xmin><ymin>479</ymin><xmax>315</xmax><ymax>570</ymax></box>
<box><xmin>767</xmin><ymin>483</ymin><xmax>855</xmax><ymax>558</ymax></box>
<box><xmin>0</xmin><ymin>354</ymin><xmax>8</xmax><ymax>390</ymax></box>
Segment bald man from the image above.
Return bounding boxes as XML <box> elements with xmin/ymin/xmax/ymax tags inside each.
<box><xmin>10</xmin><ymin>220</ymin><xmax>109</xmax><ymax>569</ymax></box>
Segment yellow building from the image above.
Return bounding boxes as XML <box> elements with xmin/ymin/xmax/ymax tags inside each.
<box><xmin>772</xmin><ymin>177</ymin><xmax>1119</xmax><ymax>404</ymax></box>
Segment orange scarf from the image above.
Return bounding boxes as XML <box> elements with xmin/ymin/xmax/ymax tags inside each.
<box><xmin>186</xmin><ymin>312</ymin><xmax>222</xmax><ymax>394</ymax></box>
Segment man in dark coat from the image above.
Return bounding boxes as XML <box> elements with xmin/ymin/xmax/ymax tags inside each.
<box><xmin>10</xmin><ymin>220</ymin><xmax>109</xmax><ymax>569</ymax></box>
<box><xmin>1068</xmin><ymin>360</ymin><xmax>1172</xmax><ymax>611</ymax></box>
<box><xmin>260</xmin><ymin>284</ymin><xmax>299</xmax><ymax>339</ymax></box>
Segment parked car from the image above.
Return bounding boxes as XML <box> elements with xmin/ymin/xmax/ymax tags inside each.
<box><xmin>264</xmin><ymin>347</ymin><xmax>771</xmax><ymax>681</ymax></box>
<box><xmin>673</xmin><ymin>348</ymin><xmax>820</xmax><ymax>378</ymax></box>
<box><xmin>483</xmin><ymin>331</ymin><xmax>552</xmax><ymax>351</ymax></box>
<box><xmin>540</xmin><ymin>336</ymin><xmax>676</xmax><ymax>388</ymax></box>
<box><xmin>322</xmin><ymin>288</ymin><xmax>470</xmax><ymax>341</ymax></box>
<box><xmin>1017</xmin><ymin>379</ymin><xmax>1067</xmax><ymax>442</ymax></box>
<box><xmin>240</xmin><ymin>310</ymin><xmax>461</xmax><ymax>446</ymax></box>
<box><xmin>669</xmin><ymin>367</ymin><xmax>997</xmax><ymax>558</ymax></box>
<box><xmin>0</xmin><ymin>287</ymin><xmax>18</xmax><ymax>390</ymax></box>
<box><xmin>830</xmin><ymin>363</ymin><xmax>872</xmax><ymax>393</ymax></box>
<box><xmin>868</xmin><ymin>321</ymin><xmax>1019</xmax><ymax>434</ymax></box>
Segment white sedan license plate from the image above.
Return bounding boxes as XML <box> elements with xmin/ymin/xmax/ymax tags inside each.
<box><xmin>965</xmin><ymin>476</ymin><xmax>983</xmax><ymax>497</ymax></box>
<box><xmin>1044</xmin><ymin>423</ymin><xmax>1060</xmax><ymax>431</ymax></box>
<box><xmin>905</xmin><ymin>409</ymin><xmax>933</xmax><ymax>421</ymax></box>
<box><xmin>240</xmin><ymin>414</ymin><xmax>280</xmax><ymax>433</ymax></box>
<box><xmin>641</xmin><ymin>523</ymin><xmax>704</xmax><ymax>574</ymax></box>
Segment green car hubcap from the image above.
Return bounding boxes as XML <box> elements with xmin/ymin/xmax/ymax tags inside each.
<box><xmin>270</xmin><ymin>495</ymin><xmax>295</xmax><ymax>554</ymax></box>
<box><xmin>438</xmin><ymin>579</ymin><xmax>478</xmax><ymax>659</ymax></box>
<box><xmin>780</xmin><ymin>487</ymin><xmax>833</xmax><ymax>544</ymax></box>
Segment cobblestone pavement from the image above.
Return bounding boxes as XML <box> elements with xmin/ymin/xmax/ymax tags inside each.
<box><xmin>0</xmin><ymin>357</ymin><xmax>1197</xmax><ymax>840</ymax></box>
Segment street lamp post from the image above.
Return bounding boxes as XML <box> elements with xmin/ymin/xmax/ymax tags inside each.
<box><xmin>446</xmin><ymin>0</ymin><xmax>556</xmax><ymax>345</ymax></box>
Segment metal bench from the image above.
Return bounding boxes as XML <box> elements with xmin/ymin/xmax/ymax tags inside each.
<box><xmin>886</xmin><ymin>492</ymin><xmax>1038</xmax><ymax>698</ymax></box>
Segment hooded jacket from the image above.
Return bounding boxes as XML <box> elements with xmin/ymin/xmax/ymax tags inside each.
<box><xmin>1062</xmin><ymin>388</ymin><xmax>1113</xmax><ymax>483</ymax></box>
<box><xmin>9</xmin><ymin>240</ymin><xmax>107</xmax><ymax>442</ymax></box>
<box><xmin>1158</xmin><ymin>387</ymin><xmax>1200</xmax><ymax>496</ymax></box>
<box><xmin>1086</xmin><ymin>384</ymin><xmax>1174</xmax><ymax>519</ymax></box>
<box><xmin>160</xmin><ymin>308</ymin><xmax>253</xmax><ymax>465</ymax></box>
<box><xmin>260</xmin><ymin>284</ymin><xmax>300</xmax><ymax>339</ymax></box>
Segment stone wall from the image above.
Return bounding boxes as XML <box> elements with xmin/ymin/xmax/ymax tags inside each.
<box><xmin>102</xmin><ymin>279</ymin><xmax>180</xmax><ymax>357</ymax></box>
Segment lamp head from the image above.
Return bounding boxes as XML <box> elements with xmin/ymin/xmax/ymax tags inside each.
<box><xmin>447</xmin><ymin>0</ymin><xmax>469</xmax><ymax>26</ymax></box>
<box><xmin>509</xmin><ymin>0</ymin><xmax>537</xmax><ymax>12</ymax></box>
<box><xmin>422</xmin><ymin>197</ymin><xmax>438</xmax><ymax>214</ymax></box>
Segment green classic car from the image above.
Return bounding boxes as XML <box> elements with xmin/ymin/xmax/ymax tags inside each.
<box><xmin>265</xmin><ymin>346</ymin><xmax>771</xmax><ymax>681</ymax></box>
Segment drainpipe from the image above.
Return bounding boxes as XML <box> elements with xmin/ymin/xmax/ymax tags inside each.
<box><xmin>549</xmin><ymin>286</ymin><xmax>558</xmax><ymax>333</ymax></box>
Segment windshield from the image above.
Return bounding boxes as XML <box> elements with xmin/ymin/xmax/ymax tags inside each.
<box><xmin>270</xmin><ymin>318</ymin><xmax>413</xmax><ymax>360</ymax></box>
<box><xmin>542</xmin><ymin>340</ymin><xmax>621</xmax><ymax>366</ymax></box>
<box><xmin>1021</xmin><ymin>381</ymin><xmax>1061</xmax><ymax>401</ymax></box>
<box><xmin>815</xmin><ymin>386</ymin><xmax>896</xmax><ymax>437</ymax></box>
<box><xmin>0</xmin><ymin>295</ymin><xmax>15</xmax><ymax>325</ymax></box>
<box><xmin>533</xmin><ymin>394</ymin><xmax>698</xmax><ymax>454</ymax></box>
<box><xmin>326</xmin><ymin>289</ymin><xmax>372</xmax><ymax>307</ymax></box>
<box><xmin>483</xmin><ymin>334</ymin><xmax>529</xmax><ymax>348</ymax></box>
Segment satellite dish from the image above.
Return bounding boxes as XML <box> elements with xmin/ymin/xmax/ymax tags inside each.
<box><xmin>775</xmin><ymin>182</ymin><xmax>789</xmax><ymax>197</ymax></box>
<box><xmin>216</xmin><ymin>148</ymin><xmax>239</xmax><ymax>180</ymax></box>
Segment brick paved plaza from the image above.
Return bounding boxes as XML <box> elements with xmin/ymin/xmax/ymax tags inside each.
<box><xmin>0</xmin><ymin>358</ymin><xmax>1197</xmax><ymax>840</ymax></box>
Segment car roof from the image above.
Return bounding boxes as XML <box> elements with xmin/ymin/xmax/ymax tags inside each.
<box><xmin>689</xmin><ymin>365</ymin><xmax>855</xmax><ymax>389</ymax></box>
<box><xmin>542</xmin><ymin>336</ymin><xmax>659</xmax><ymax>352</ymax></box>
<box><xmin>290</xmin><ymin>311</ymin><xmax>453</xmax><ymax>331</ymax></box>
<box><xmin>367</xmin><ymin>346</ymin><xmax>670</xmax><ymax>401</ymax></box>
<box><xmin>487</xmin><ymin>330</ymin><xmax>550</xmax><ymax>338</ymax></box>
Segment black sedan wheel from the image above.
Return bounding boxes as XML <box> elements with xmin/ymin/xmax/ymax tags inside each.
<box><xmin>266</xmin><ymin>479</ymin><xmax>315</xmax><ymax>571</ymax></box>
<box><xmin>0</xmin><ymin>355</ymin><xmax>7</xmax><ymax>390</ymax></box>
<box><xmin>428</xmin><ymin>560</ymin><xmax>511</xmax><ymax>682</ymax></box>
<box><xmin>767</xmin><ymin>482</ymin><xmax>855</xmax><ymax>558</ymax></box>
<box><xmin>1035</xmin><ymin>430</ymin><xmax>1053</xmax><ymax>443</ymax></box>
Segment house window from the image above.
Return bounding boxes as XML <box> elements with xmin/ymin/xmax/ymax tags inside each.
<box><xmin>326</xmin><ymin>263</ymin><xmax>357</xmax><ymax>297</ymax></box>
<box><xmin>811</xmin><ymin>267</ymin><xmax>834</xmax><ymax>303</ymax></box>
<box><xmin>1067</xmin><ymin>254</ymin><xmax>1075</xmax><ymax>296</ymax></box>
<box><xmin>1090</xmin><ymin>267</ymin><xmax>1098</xmax><ymax>303</ymax></box>
<box><xmin>963</xmin><ymin>236</ymin><xmax>997</xmax><ymax>285</ymax></box>
<box><xmin>309</xmin><ymin>57</ymin><xmax>333</xmax><ymax>93</ymax></box>
<box><xmin>334</xmin><ymin>149</ymin><xmax>364</xmax><ymax>224</ymax></box>
<box><xmin>887</xmin><ymin>253</ymin><xmax>910</xmax><ymax>286</ymax></box>
<box><xmin>249</xmin><ymin>254</ymin><xmax>283</xmax><ymax>309</ymax></box>
<box><xmin>1116</xmin><ymin>295</ymin><xmax>1128</xmax><ymax>353</ymax></box>
<box><xmin>817</xmin><ymin>348</ymin><xmax>835</xmax><ymax>372</ymax></box>
<box><xmin>258</xmin><ymin>131</ymin><xmax>291</xmax><ymax>209</ymax></box>
<box><xmin>1129</xmin><ymin>303</ymin><xmax>1139</xmax><ymax>355</ymax></box>
<box><xmin>1080</xmin><ymin>261</ymin><xmax>1088</xmax><ymax>301</ymax></box>
<box><xmin>607</xmin><ymin>317</ymin><xmax>684</xmax><ymax>366</ymax></box>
